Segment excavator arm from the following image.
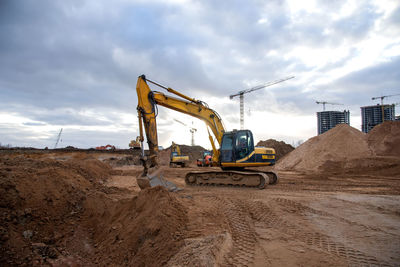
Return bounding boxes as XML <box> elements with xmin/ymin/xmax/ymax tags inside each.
<box><xmin>136</xmin><ymin>74</ymin><xmax>225</xmax><ymax>168</ymax></box>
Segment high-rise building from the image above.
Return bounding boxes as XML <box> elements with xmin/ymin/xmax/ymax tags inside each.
<box><xmin>317</xmin><ymin>110</ymin><xmax>350</xmax><ymax>135</ymax></box>
<box><xmin>361</xmin><ymin>104</ymin><xmax>395</xmax><ymax>133</ymax></box>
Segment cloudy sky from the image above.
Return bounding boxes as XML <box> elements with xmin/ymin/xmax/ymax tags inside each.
<box><xmin>1</xmin><ymin>0</ymin><xmax>399</xmax><ymax>149</ymax></box>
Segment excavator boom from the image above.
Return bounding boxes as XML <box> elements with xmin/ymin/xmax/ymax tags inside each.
<box><xmin>137</xmin><ymin>75</ymin><xmax>224</xmax><ymax>164</ymax></box>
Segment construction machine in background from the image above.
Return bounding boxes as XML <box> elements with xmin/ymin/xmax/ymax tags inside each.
<box><xmin>170</xmin><ymin>142</ymin><xmax>189</xmax><ymax>167</ymax></box>
<box><xmin>135</xmin><ymin>74</ymin><xmax>278</xmax><ymax>191</ymax></box>
<box><xmin>197</xmin><ymin>151</ymin><xmax>212</xmax><ymax>167</ymax></box>
<box><xmin>96</xmin><ymin>144</ymin><xmax>116</xmax><ymax>150</ymax></box>
<box><xmin>129</xmin><ymin>136</ymin><xmax>141</xmax><ymax>149</ymax></box>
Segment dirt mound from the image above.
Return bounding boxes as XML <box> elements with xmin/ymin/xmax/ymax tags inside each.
<box><xmin>0</xmin><ymin>155</ymin><xmax>188</xmax><ymax>266</ymax></box>
<box><xmin>83</xmin><ymin>186</ymin><xmax>187</xmax><ymax>266</ymax></box>
<box><xmin>158</xmin><ymin>144</ymin><xmax>207</xmax><ymax>166</ymax></box>
<box><xmin>276</xmin><ymin>124</ymin><xmax>372</xmax><ymax>172</ymax></box>
<box><xmin>158</xmin><ymin>148</ymin><xmax>171</xmax><ymax>166</ymax></box>
<box><xmin>179</xmin><ymin>145</ymin><xmax>206</xmax><ymax>161</ymax></box>
<box><xmin>0</xmin><ymin>156</ymin><xmax>112</xmax><ymax>265</ymax></box>
<box><xmin>103</xmin><ymin>155</ymin><xmax>141</xmax><ymax>166</ymax></box>
<box><xmin>344</xmin><ymin>156</ymin><xmax>400</xmax><ymax>176</ymax></box>
<box><xmin>256</xmin><ymin>139</ymin><xmax>294</xmax><ymax>161</ymax></box>
<box><xmin>276</xmin><ymin>123</ymin><xmax>400</xmax><ymax>175</ymax></box>
<box><xmin>367</xmin><ymin>121</ymin><xmax>400</xmax><ymax>157</ymax></box>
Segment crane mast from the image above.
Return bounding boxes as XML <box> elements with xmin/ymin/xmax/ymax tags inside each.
<box><xmin>173</xmin><ymin>119</ymin><xmax>197</xmax><ymax>146</ymax></box>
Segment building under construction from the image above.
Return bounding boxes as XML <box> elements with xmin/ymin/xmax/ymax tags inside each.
<box><xmin>317</xmin><ymin>110</ymin><xmax>350</xmax><ymax>135</ymax></box>
<box><xmin>361</xmin><ymin>104</ymin><xmax>395</xmax><ymax>133</ymax></box>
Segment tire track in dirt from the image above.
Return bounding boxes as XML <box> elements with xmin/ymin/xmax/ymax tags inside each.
<box><xmin>245</xmin><ymin>199</ymin><xmax>393</xmax><ymax>267</ymax></box>
<box><xmin>209</xmin><ymin>196</ymin><xmax>257</xmax><ymax>267</ymax></box>
<box><xmin>328</xmin><ymin>197</ymin><xmax>400</xmax><ymax>216</ymax></box>
<box><xmin>273</xmin><ymin>197</ymin><xmax>397</xmax><ymax>236</ymax></box>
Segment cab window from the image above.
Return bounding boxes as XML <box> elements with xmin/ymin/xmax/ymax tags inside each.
<box><xmin>235</xmin><ymin>131</ymin><xmax>252</xmax><ymax>159</ymax></box>
<box><xmin>220</xmin><ymin>134</ymin><xmax>234</xmax><ymax>162</ymax></box>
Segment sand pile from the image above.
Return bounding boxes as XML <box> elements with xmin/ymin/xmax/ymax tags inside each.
<box><xmin>0</xmin><ymin>156</ymin><xmax>188</xmax><ymax>266</ymax></box>
<box><xmin>276</xmin><ymin>122</ymin><xmax>400</xmax><ymax>174</ymax></box>
<box><xmin>276</xmin><ymin>124</ymin><xmax>371</xmax><ymax>172</ymax></box>
<box><xmin>276</xmin><ymin>124</ymin><xmax>371</xmax><ymax>171</ymax></box>
<box><xmin>0</xmin><ymin>156</ymin><xmax>112</xmax><ymax>265</ymax></box>
<box><xmin>158</xmin><ymin>148</ymin><xmax>172</xmax><ymax>166</ymax></box>
<box><xmin>179</xmin><ymin>145</ymin><xmax>207</xmax><ymax>161</ymax></box>
<box><xmin>367</xmin><ymin>121</ymin><xmax>400</xmax><ymax>157</ymax></box>
<box><xmin>256</xmin><ymin>139</ymin><xmax>294</xmax><ymax>160</ymax></box>
<box><xmin>83</xmin><ymin>186</ymin><xmax>187</xmax><ymax>266</ymax></box>
<box><xmin>158</xmin><ymin>144</ymin><xmax>207</xmax><ymax>166</ymax></box>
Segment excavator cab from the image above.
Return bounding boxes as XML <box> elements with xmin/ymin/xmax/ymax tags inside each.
<box><xmin>220</xmin><ymin>129</ymin><xmax>276</xmax><ymax>169</ymax></box>
<box><xmin>220</xmin><ymin>130</ymin><xmax>254</xmax><ymax>163</ymax></box>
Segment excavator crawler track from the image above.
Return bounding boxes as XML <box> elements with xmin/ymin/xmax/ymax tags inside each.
<box><xmin>185</xmin><ymin>170</ymin><xmax>278</xmax><ymax>189</ymax></box>
<box><xmin>243</xmin><ymin>169</ymin><xmax>279</xmax><ymax>185</ymax></box>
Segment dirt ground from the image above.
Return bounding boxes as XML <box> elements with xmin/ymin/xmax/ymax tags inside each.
<box><xmin>1</xmin><ymin>150</ymin><xmax>399</xmax><ymax>266</ymax></box>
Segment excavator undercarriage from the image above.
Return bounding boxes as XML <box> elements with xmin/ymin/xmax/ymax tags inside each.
<box><xmin>185</xmin><ymin>169</ymin><xmax>278</xmax><ymax>189</ymax></box>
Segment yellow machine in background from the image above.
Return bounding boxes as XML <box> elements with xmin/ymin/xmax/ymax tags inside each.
<box><xmin>129</xmin><ymin>136</ymin><xmax>141</xmax><ymax>149</ymax></box>
<box><xmin>135</xmin><ymin>74</ymin><xmax>278</xmax><ymax>190</ymax></box>
<box><xmin>170</xmin><ymin>142</ymin><xmax>189</xmax><ymax>167</ymax></box>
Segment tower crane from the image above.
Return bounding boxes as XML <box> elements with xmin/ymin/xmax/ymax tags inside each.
<box><xmin>371</xmin><ymin>93</ymin><xmax>400</xmax><ymax>122</ymax></box>
<box><xmin>230</xmin><ymin>76</ymin><xmax>295</xmax><ymax>129</ymax></box>
<box><xmin>316</xmin><ymin>101</ymin><xmax>343</xmax><ymax>111</ymax></box>
<box><xmin>54</xmin><ymin>128</ymin><xmax>63</xmax><ymax>149</ymax></box>
<box><xmin>371</xmin><ymin>93</ymin><xmax>400</xmax><ymax>105</ymax></box>
<box><xmin>173</xmin><ymin>119</ymin><xmax>197</xmax><ymax>146</ymax></box>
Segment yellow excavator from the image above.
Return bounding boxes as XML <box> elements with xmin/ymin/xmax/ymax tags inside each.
<box><xmin>136</xmin><ymin>75</ymin><xmax>278</xmax><ymax>191</ymax></box>
<box><xmin>129</xmin><ymin>136</ymin><xmax>141</xmax><ymax>149</ymax></box>
<box><xmin>170</xmin><ymin>142</ymin><xmax>189</xmax><ymax>167</ymax></box>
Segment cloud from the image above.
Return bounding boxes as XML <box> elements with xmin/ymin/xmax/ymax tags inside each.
<box><xmin>0</xmin><ymin>0</ymin><xmax>399</xmax><ymax>148</ymax></box>
<box><xmin>328</xmin><ymin>56</ymin><xmax>400</xmax><ymax>103</ymax></box>
<box><xmin>22</xmin><ymin>122</ymin><xmax>47</xmax><ymax>126</ymax></box>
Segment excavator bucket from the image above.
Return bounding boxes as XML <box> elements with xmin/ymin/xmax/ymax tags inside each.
<box><xmin>136</xmin><ymin>167</ymin><xmax>181</xmax><ymax>192</ymax></box>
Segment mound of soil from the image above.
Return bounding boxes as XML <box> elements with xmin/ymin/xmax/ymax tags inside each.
<box><xmin>158</xmin><ymin>148</ymin><xmax>171</xmax><ymax>166</ymax></box>
<box><xmin>275</xmin><ymin>124</ymin><xmax>372</xmax><ymax>172</ymax></box>
<box><xmin>367</xmin><ymin>121</ymin><xmax>400</xmax><ymax>157</ymax></box>
<box><xmin>256</xmin><ymin>139</ymin><xmax>294</xmax><ymax>161</ymax></box>
<box><xmin>103</xmin><ymin>155</ymin><xmax>141</xmax><ymax>166</ymax></box>
<box><xmin>0</xmin><ymin>156</ymin><xmax>188</xmax><ymax>266</ymax></box>
<box><xmin>0</xmin><ymin>156</ymin><xmax>112</xmax><ymax>265</ymax></box>
<box><xmin>179</xmin><ymin>145</ymin><xmax>207</xmax><ymax>161</ymax></box>
<box><xmin>83</xmin><ymin>186</ymin><xmax>187</xmax><ymax>266</ymax></box>
<box><xmin>276</xmin><ymin>122</ymin><xmax>400</xmax><ymax>174</ymax></box>
<box><xmin>158</xmin><ymin>144</ymin><xmax>207</xmax><ymax>166</ymax></box>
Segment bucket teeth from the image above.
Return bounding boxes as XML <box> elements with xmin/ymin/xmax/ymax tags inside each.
<box><xmin>137</xmin><ymin>167</ymin><xmax>182</xmax><ymax>192</ymax></box>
